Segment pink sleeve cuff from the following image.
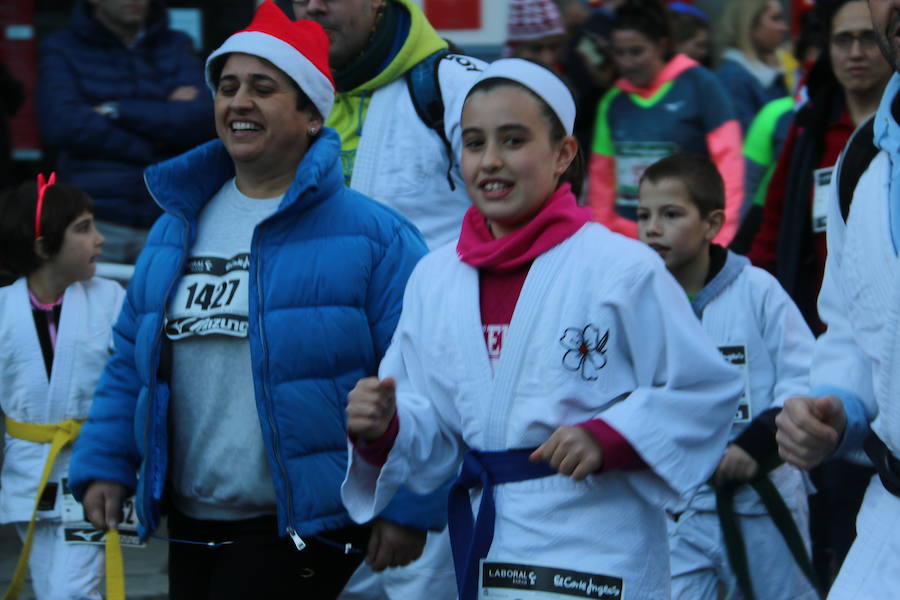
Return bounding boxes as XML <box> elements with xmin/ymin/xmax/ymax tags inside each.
<box><xmin>577</xmin><ymin>418</ymin><xmax>647</xmax><ymax>472</ymax></box>
<box><xmin>350</xmin><ymin>414</ymin><xmax>399</xmax><ymax>467</ymax></box>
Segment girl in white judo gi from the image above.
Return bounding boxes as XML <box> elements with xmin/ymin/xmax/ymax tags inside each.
<box><xmin>636</xmin><ymin>153</ymin><xmax>819</xmax><ymax>600</ymax></box>
<box><xmin>0</xmin><ymin>177</ymin><xmax>123</xmax><ymax>599</ymax></box>
<box><xmin>341</xmin><ymin>59</ymin><xmax>743</xmax><ymax>600</ymax></box>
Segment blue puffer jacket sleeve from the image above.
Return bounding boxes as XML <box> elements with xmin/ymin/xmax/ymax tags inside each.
<box><xmin>114</xmin><ymin>36</ymin><xmax>215</xmax><ymax>148</ymax></box>
<box><xmin>364</xmin><ymin>220</ymin><xmax>427</xmax><ymax>358</ymax></box>
<box><xmin>37</xmin><ymin>37</ymin><xmax>159</xmax><ymax>165</ymax></box>
<box><xmin>362</xmin><ymin>213</ymin><xmax>449</xmax><ymax>531</ymax></box>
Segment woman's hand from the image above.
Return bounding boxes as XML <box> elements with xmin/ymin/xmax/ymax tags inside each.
<box><xmin>82</xmin><ymin>481</ymin><xmax>126</xmax><ymax>530</ymax></box>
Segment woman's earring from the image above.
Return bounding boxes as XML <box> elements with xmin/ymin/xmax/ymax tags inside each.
<box><xmin>308</xmin><ymin>127</ymin><xmax>319</xmax><ymax>136</ymax></box>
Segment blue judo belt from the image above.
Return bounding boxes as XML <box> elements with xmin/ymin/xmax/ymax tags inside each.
<box><xmin>448</xmin><ymin>448</ymin><xmax>557</xmax><ymax>600</ymax></box>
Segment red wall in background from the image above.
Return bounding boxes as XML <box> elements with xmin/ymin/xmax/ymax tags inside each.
<box><xmin>0</xmin><ymin>0</ymin><xmax>39</xmax><ymax>159</ymax></box>
<box><xmin>424</xmin><ymin>0</ymin><xmax>481</xmax><ymax>30</ymax></box>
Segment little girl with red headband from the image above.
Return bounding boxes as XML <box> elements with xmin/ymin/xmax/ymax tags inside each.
<box><xmin>0</xmin><ymin>176</ymin><xmax>124</xmax><ymax>599</ymax></box>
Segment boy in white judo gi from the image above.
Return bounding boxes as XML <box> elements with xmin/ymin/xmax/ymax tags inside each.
<box><xmin>636</xmin><ymin>153</ymin><xmax>819</xmax><ymax>600</ymax></box>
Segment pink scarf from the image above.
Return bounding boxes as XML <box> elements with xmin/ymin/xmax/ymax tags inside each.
<box><xmin>456</xmin><ymin>183</ymin><xmax>590</xmax><ymax>272</ymax></box>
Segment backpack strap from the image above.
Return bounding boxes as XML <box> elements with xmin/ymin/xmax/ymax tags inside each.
<box><xmin>837</xmin><ymin>115</ymin><xmax>878</xmax><ymax>223</ymax></box>
<box><xmin>406</xmin><ymin>50</ymin><xmax>455</xmax><ymax>190</ymax></box>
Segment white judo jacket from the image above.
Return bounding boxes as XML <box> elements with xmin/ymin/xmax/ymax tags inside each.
<box><xmin>808</xmin><ymin>78</ymin><xmax>900</xmax><ymax>597</ymax></box>
<box><xmin>0</xmin><ymin>277</ymin><xmax>124</xmax><ymax>523</ymax></box>
<box><xmin>348</xmin><ymin>54</ymin><xmax>485</xmax><ymax>249</ymax></box>
<box><xmin>687</xmin><ymin>250</ymin><xmax>815</xmax><ymax>514</ymax></box>
<box><xmin>815</xmin><ymin>146</ymin><xmax>900</xmax><ymax>455</ymax></box>
<box><xmin>343</xmin><ymin>224</ymin><xmax>743</xmax><ymax>598</ymax></box>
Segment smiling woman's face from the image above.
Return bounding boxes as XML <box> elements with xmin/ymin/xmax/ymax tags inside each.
<box><xmin>214</xmin><ymin>53</ymin><xmax>320</xmax><ymax>176</ymax></box>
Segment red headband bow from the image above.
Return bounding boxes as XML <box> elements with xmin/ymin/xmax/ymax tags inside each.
<box><xmin>34</xmin><ymin>172</ymin><xmax>56</xmax><ymax>240</ymax></box>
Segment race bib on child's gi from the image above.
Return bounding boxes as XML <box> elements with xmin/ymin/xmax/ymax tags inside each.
<box><xmin>811</xmin><ymin>167</ymin><xmax>834</xmax><ymax>234</ymax></box>
<box><xmin>719</xmin><ymin>345</ymin><xmax>751</xmax><ymax>423</ymax></box>
<box><xmin>480</xmin><ymin>561</ymin><xmax>624</xmax><ymax>599</ymax></box>
<box><xmin>166</xmin><ymin>253</ymin><xmax>250</xmax><ymax>340</ymax></box>
<box><xmin>60</xmin><ymin>478</ymin><xmax>144</xmax><ymax>547</ymax></box>
<box><xmin>614</xmin><ymin>141</ymin><xmax>677</xmax><ymax>208</ymax></box>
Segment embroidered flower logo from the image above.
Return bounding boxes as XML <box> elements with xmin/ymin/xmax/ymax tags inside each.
<box><xmin>560</xmin><ymin>325</ymin><xmax>609</xmax><ymax>381</ymax></box>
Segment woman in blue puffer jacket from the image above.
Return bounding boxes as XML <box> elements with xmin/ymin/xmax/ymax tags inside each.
<box><xmin>68</xmin><ymin>4</ymin><xmax>439</xmax><ymax>598</ymax></box>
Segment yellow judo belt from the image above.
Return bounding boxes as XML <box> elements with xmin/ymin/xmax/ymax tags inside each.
<box><xmin>1</xmin><ymin>417</ymin><xmax>125</xmax><ymax>600</ymax></box>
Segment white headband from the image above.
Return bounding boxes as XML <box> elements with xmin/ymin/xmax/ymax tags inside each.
<box><xmin>466</xmin><ymin>58</ymin><xmax>575</xmax><ymax>135</ymax></box>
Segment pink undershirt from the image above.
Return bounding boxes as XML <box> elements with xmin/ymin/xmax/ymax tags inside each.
<box><xmin>28</xmin><ymin>288</ymin><xmax>63</xmax><ymax>350</ymax></box>
<box><xmin>354</xmin><ymin>185</ymin><xmax>646</xmax><ymax>472</ymax></box>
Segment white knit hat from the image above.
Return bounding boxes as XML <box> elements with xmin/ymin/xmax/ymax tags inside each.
<box><xmin>205</xmin><ymin>1</ymin><xmax>335</xmax><ymax>119</ymax></box>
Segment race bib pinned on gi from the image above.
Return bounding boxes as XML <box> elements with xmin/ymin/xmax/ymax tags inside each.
<box><xmin>811</xmin><ymin>167</ymin><xmax>834</xmax><ymax>234</ymax></box>
<box><xmin>60</xmin><ymin>478</ymin><xmax>144</xmax><ymax>547</ymax></box>
<box><xmin>479</xmin><ymin>561</ymin><xmax>624</xmax><ymax>599</ymax></box>
<box><xmin>166</xmin><ymin>253</ymin><xmax>250</xmax><ymax>340</ymax></box>
<box><xmin>719</xmin><ymin>345</ymin><xmax>751</xmax><ymax>423</ymax></box>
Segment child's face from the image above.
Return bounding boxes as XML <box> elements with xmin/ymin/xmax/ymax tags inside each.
<box><xmin>43</xmin><ymin>211</ymin><xmax>105</xmax><ymax>284</ymax></box>
<box><xmin>460</xmin><ymin>86</ymin><xmax>575</xmax><ymax>238</ymax></box>
<box><xmin>636</xmin><ymin>178</ymin><xmax>715</xmax><ymax>273</ymax></box>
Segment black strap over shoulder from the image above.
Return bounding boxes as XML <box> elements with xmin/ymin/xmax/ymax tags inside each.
<box><xmin>406</xmin><ymin>50</ymin><xmax>454</xmax><ymax>190</ymax></box>
<box><xmin>837</xmin><ymin>115</ymin><xmax>878</xmax><ymax>223</ymax></box>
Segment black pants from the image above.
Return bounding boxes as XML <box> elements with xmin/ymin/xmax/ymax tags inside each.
<box><xmin>808</xmin><ymin>459</ymin><xmax>875</xmax><ymax>590</ymax></box>
<box><xmin>168</xmin><ymin>510</ymin><xmax>371</xmax><ymax>599</ymax></box>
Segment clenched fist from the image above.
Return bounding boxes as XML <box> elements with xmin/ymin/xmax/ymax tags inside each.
<box><xmin>529</xmin><ymin>426</ymin><xmax>604</xmax><ymax>481</ymax></box>
<box><xmin>347</xmin><ymin>377</ymin><xmax>397</xmax><ymax>443</ymax></box>
<box><xmin>776</xmin><ymin>395</ymin><xmax>846</xmax><ymax>469</ymax></box>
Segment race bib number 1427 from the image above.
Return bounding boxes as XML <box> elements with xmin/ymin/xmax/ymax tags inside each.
<box><xmin>166</xmin><ymin>253</ymin><xmax>250</xmax><ymax>340</ymax></box>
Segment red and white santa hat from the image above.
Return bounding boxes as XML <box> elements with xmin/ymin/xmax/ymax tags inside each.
<box><xmin>205</xmin><ymin>1</ymin><xmax>335</xmax><ymax>120</ymax></box>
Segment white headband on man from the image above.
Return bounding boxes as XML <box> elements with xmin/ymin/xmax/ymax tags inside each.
<box><xmin>468</xmin><ymin>58</ymin><xmax>575</xmax><ymax>135</ymax></box>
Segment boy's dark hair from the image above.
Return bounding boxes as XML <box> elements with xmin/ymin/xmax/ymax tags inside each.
<box><xmin>0</xmin><ymin>181</ymin><xmax>93</xmax><ymax>276</ymax></box>
<box><xmin>208</xmin><ymin>53</ymin><xmax>321</xmax><ymax>119</ymax></box>
<box><xmin>465</xmin><ymin>75</ymin><xmax>585</xmax><ymax>197</ymax></box>
<box><xmin>612</xmin><ymin>0</ymin><xmax>674</xmax><ymax>42</ymax></box>
<box><xmin>640</xmin><ymin>153</ymin><xmax>724</xmax><ymax>216</ymax></box>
